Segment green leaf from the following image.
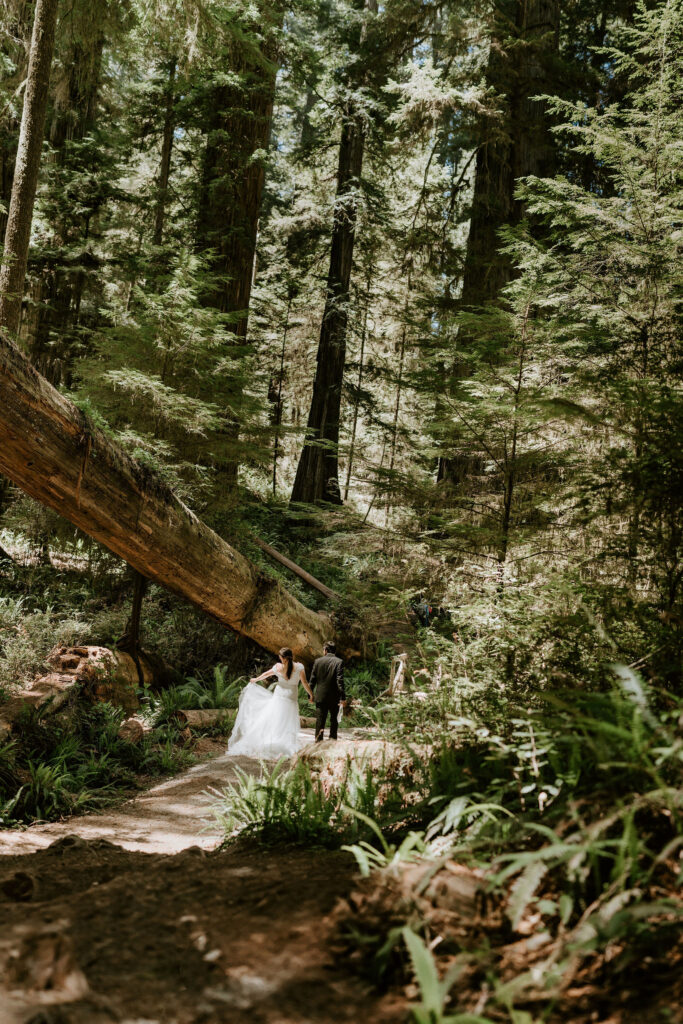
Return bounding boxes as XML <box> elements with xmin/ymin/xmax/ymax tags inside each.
<box><xmin>402</xmin><ymin>927</ymin><xmax>443</xmax><ymax>1013</ymax></box>
<box><xmin>507</xmin><ymin>862</ymin><xmax>548</xmax><ymax>930</ymax></box>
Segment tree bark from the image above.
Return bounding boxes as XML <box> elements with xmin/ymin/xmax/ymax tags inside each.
<box><xmin>249</xmin><ymin>534</ymin><xmax>339</xmax><ymax>601</ymax></box>
<box><xmin>173</xmin><ymin>708</ymin><xmax>235</xmax><ymax>729</ymax></box>
<box><xmin>0</xmin><ymin>328</ymin><xmax>337</xmax><ymax>661</ymax></box>
<box><xmin>438</xmin><ymin>0</ymin><xmax>559</xmax><ymax>485</ymax></box>
<box><xmin>32</xmin><ymin>28</ymin><xmax>106</xmax><ymax>383</ymax></box>
<box><xmin>291</xmin><ymin>0</ymin><xmax>379</xmax><ymax>506</ymax></box>
<box><xmin>0</xmin><ymin>2</ymin><xmax>32</xmax><ymax>242</ymax></box>
<box><xmin>153</xmin><ymin>60</ymin><xmax>176</xmax><ymax>247</ymax></box>
<box><xmin>271</xmin><ymin>293</ymin><xmax>291</xmax><ymax>494</ymax></box>
<box><xmin>290</xmin><ymin>112</ymin><xmax>366</xmax><ymax>504</ymax></box>
<box><xmin>195</xmin><ymin>20</ymin><xmax>280</xmax><ymax>330</ymax></box>
<box><xmin>0</xmin><ymin>0</ymin><xmax>59</xmax><ymax>338</ymax></box>
<box><xmin>343</xmin><ymin>281</ymin><xmax>370</xmax><ymax>502</ymax></box>
<box><xmin>194</xmin><ymin>8</ymin><xmax>282</xmax><ymax>489</ymax></box>
<box><xmin>462</xmin><ymin>0</ymin><xmax>559</xmax><ymax>306</ymax></box>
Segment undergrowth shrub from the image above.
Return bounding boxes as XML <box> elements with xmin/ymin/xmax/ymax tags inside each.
<box><xmin>0</xmin><ymin>698</ymin><xmax>194</xmax><ymax>825</ymax></box>
<box><xmin>336</xmin><ymin>666</ymin><xmax>683</xmax><ymax>1019</ymax></box>
<box><xmin>211</xmin><ymin>758</ymin><xmax>384</xmax><ymax>847</ymax></box>
<box><xmin>148</xmin><ymin>665</ymin><xmax>242</xmax><ymax>724</ymax></box>
<box><xmin>0</xmin><ymin>596</ymin><xmax>88</xmax><ymax>687</ymax></box>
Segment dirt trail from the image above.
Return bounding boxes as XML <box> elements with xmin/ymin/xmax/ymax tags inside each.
<box><xmin>0</xmin><ymin>742</ymin><xmax>275</xmax><ymax>857</ymax></box>
<box><xmin>0</xmin><ymin>732</ymin><xmax>405</xmax><ymax>1024</ymax></box>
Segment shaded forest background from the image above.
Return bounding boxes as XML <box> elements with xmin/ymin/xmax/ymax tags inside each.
<box><xmin>1</xmin><ymin>0</ymin><xmax>681</xmax><ymax>693</ymax></box>
<box><xmin>0</xmin><ymin>2</ymin><xmax>682</xmax><ymax>1020</ymax></box>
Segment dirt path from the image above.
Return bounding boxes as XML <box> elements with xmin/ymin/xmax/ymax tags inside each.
<box><xmin>0</xmin><ymin>743</ymin><xmax>277</xmax><ymax>856</ymax></box>
<box><xmin>0</xmin><ymin>733</ymin><xmax>406</xmax><ymax>1024</ymax></box>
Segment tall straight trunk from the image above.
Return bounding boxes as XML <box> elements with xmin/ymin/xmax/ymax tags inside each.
<box><xmin>194</xmin><ymin>8</ymin><xmax>281</xmax><ymax>489</ymax></box>
<box><xmin>0</xmin><ymin>327</ymin><xmax>339</xmax><ymax>661</ymax></box>
<box><xmin>290</xmin><ymin>112</ymin><xmax>366</xmax><ymax>504</ymax></box>
<box><xmin>343</xmin><ymin>281</ymin><xmax>370</xmax><ymax>502</ymax></box>
<box><xmin>271</xmin><ymin>294</ymin><xmax>292</xmax><ymax>495</ymax></box>
<box><xmin>195</xmin><ymin>27</ymin><xmax>280</xmax><ymax>330</ymax></box>
<box><xmin>385</xmin><ymin>319</ymin><xmax>407</xmax><ymax>527</ymax></box>
<box><xmin>153</xmin><ymin>60</ymin><xmax>176</xmax><ymax>248</ymax></box>
<box><xmin>438</xmin><ymin>0</ymin><xmax>559</xmax><ymax>484</ymax></box>
<box><xmin>32</xmin><ymin>31</ymin><xmax>106</xmax><ymax>381</ymax></box>
<box><xmin>0</xmin><ymin>3</ymin><xmax>32</xmax><ymax>241</ymax></box>
<box><xmin>291</xmin><ymin>0</ymin><xmax>384</xmax><ymax>506</ymax></box>
<box><xmin>462</xmin><ymin>0</ymin><xmax>559</xmax><ymax>304</ymax></box>
<box><xmin>0</xmin><ymin>0</ymin><xmax>59</xmax><ymax>338</ymax></box>
<box><xmin>498</xmin><ymin>304</ymin><xmax>528</xmax><ymax>570</ymax></box>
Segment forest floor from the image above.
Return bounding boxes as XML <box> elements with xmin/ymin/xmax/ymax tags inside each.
<box><xmin>0</xmin><ymin>731</ymin><xmax>406</xmax><ymax>1024</ymax></box>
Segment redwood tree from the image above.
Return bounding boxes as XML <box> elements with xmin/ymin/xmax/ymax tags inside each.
<box><xmin>290</xmin><ymin>0</ymin><xmax>376</xmax><ymax>505</ymax></box>
<box><xmin>195</xmin><ymin>6</ymin><xmax>282</xmax><ymax>332</ymax></box>
<box><xmin>0</xmin><ymin>0</ymin><xmax>59</xmax><ymax>338</ymax></box>
<box><xmin>437</xmin><ymin>0</ymin><xmax>560</xmax><ymax>484</ymax></box>
<box><xmin>290</xmin><ymin>108</ymin><xmax>367</xmax><ymax>504</ymax></box>
<box><xmin>193</xmin><ymin>3</ymin><xmax>283</xmax><ymax>490</ymax></box>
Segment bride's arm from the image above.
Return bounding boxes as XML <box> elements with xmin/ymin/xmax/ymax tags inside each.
<box><xmin>249</xmin><ymin>666</ymin><xmax>278</xmax><ymax>684</ymax></box>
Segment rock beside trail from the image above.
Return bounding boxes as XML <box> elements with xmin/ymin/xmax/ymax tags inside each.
<box><xmin>0</xmin><ymin>645</ymin><xmax>143</xmax><ymax>738</ymax></box>
<box><xmin>48</xmin><ymin>645</ymin><xmax>142</xmax><ymax>712</ymax></box>
<box><xmin>117</xmin><ymin>717</ymin><xmax>145</xmax><ymax>744</ymax></box>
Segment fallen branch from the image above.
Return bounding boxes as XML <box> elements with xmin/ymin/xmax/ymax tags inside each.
<box><xmin>249</xmin><ymin>534</ymin><xmax>339</xmax><ymax>601</ymax></box>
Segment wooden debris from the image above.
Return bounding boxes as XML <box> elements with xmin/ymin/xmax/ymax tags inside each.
<box><xmin>117</xmin><ymin>718</ymin><xmax>145</xmax><ymax>744</ymax></box>
<box><xmin>1</xmin><ymin>921</ymin><xmax>89</xmax><ymax>1001</ymax></box>
<box><xmin>173</xmin><ymin>709</ymin><xmax>235</xmax><ymax>729</ymax></box>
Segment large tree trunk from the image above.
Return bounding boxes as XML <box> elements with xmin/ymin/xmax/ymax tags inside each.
<box><xmin>291</xmin><ymin>0</ymin><xmax>377</xmax><ymax>506</ymax></box>
<box><xmin>0</xmin><ymin>328</ymin><xmax>336</xmax><ymax>661</ymax></box>
<box><xmin>462</xmin><ymin>0</ymin><xmax>559</xmax><ymax>305</ymax></box>
<box><xmin>438</xmin><ymin>0</ymin><xmax>559</xmax><ymax>485</ymax></box>
<box><xmin>0</xmin><ymin>0</ymin><xmax>59</xmax><ymax>338</ymax></box>
<box><xmin>32</xmin><ymin>28</ymin><xmax>106</xmax><ymax>383</ymax></box>
<box><xmin>290</xmin><ymin>111</ymin><xmax>366</xmax><ymax>505</ymax></box>
<box><xmin>0</xmin><ymin>1</ymin><xmax>32</xmax><ymax>242</ymax></box>
<box><xmin>153</xmin><ymin>59</ymin><xmax>176</xmax><ymax>248</ymax></box>
<box><xmin>195</xmin><ymin>66</ymin><xmax>276</xmax><ymax>329</ymax></box>
<box><xmin>194</xmin><ymin>8</ymin><xmax>281</xmax><ymax>490</ymax></box>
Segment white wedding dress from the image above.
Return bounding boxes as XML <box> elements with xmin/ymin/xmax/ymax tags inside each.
<box><xmin>227</xmin><ymin>663</ymin><xmax>305</xmax><ymax>759</ymax></box>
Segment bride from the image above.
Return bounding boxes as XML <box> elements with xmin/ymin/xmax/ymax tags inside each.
<box><xmin>227</xmin><ymin>647</ymin><xmax>314</xmax><ymax>758</ymax></box>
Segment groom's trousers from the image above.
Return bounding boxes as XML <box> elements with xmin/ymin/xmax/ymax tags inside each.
<box><xmin>315</xmin><ymin>696</ymin><xmax>339</xmax><ymax>742</ymax></box>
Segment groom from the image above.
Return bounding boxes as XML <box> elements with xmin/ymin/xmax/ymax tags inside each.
<box><xmin>309</xmin><ymin>641</ymin><xmax>346</xmax><ymax>742</ymax></box>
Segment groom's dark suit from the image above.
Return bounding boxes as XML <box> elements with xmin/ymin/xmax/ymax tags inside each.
<box><xmin>309</xmin><ymin>652</ymin><xmax>345</xmax><ymax>742</ymax></box>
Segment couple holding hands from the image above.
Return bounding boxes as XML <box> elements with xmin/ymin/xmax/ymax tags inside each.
<box><xmin>227</xmin><ymin>642</ymin><xmax>347</xmax><ymax>759</ymax></box>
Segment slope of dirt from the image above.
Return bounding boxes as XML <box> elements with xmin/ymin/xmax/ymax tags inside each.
<box><xmin>0</xmin><ymin>733</ymin><xmax>407</xmax><ymax>1023</ymax></box>
<box><xmin>0</xmin><ymin>743</ymin><xmax>261</xmax><ymax>856</ymax></box>
<box><xmin>0</xmin><ymin>837</ymin><xmax>406</xmax><ymax>1024</ymax></box>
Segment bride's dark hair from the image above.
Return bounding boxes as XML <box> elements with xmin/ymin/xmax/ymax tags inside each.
<box><xmin>279</xmin><ymin>647</ymin><xmax>294</xmax><ymax>679</ymax></box>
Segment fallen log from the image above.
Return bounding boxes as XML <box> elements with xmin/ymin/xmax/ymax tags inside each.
<box><xmin>249</xmin><ymin>534</ymin><xmax>339</xmax><ymax>601</ymax></box>
<box><xmin>172</xmin><ymin>708</ymin><xmax>235</xmax><ymax>729</ymax></box>
<box><xmin>0</xmin><ymin>329</ymin><xmax>336</xmax><ymax>661</ymax></box>
<box><xmin>174</xmin><ymin>709</ymin><xmax>317</xmax><ymax>732</ymax></box>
